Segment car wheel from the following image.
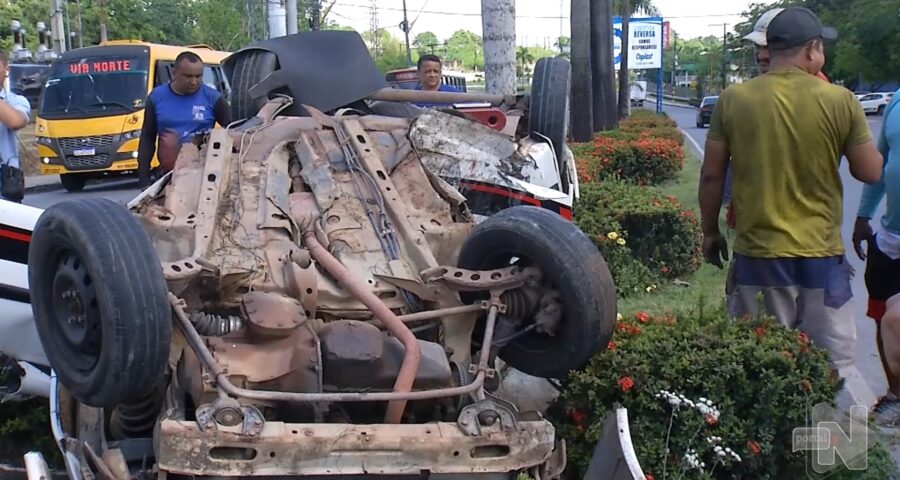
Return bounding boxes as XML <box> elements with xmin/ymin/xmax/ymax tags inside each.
<box><xmin>28</xmin><ymin>198</ymin><xmax>171</xmax><ymax>408</ymax></box>
<box><xmin>458</xmin><ymin>206</ymin><xmax>616</xmax><ymax>379</ymax></box>
<box><xmin>878</xmin><ymin>104</ymin><xmax>886</xmax><ymax>116</ymax></box>
<box><xmin>60</xmin><ymin>173</ymin><xmax>88</xmax><ymax>193</ymax></box>
<box><xmin>229</xmin><ymin>49</ymin><xmax>280</xmax><ymax>121</ymax></box>
<box><xmin>530</xmin><ymin>57</ymin><xmax>572</xmax><ymax>192</ymax></box>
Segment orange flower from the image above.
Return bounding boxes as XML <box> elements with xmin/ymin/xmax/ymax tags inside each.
<box><xmin>607</xmin><ymin>341</ymin><xmax>617</xmax><ymax>351</ymax></box>
<box><xmin>747</xmin><ymin>440</ymin><xmax>762</xmax><ymax>455</ymax></box>
<box><xmin>801</xmin><ymin>379</ymin><xmax>813</xmax><ymax>392</ymax></box>
<box><xmin>754</xmin><ymin>326</ymin><xmax>767</xmax><ymax>338</ymax></box>
<box><xmin>635</xmin><ymin>312</ymin><xmax>650</xmax><ymax>323</ymax></box>
<box><xmin>617</xmin><ymin>376</ymin><xmax>635</xmax><ymax>392</ymax></box>
<box><xmin>797</xmin><ymin>332</ymin><xmax>809</xmax><ymax>345</ymax></box>
<box><xmin>660</xmin><ymin>265</ymin><xmax>670</xmax><ymax>274</ymax></box>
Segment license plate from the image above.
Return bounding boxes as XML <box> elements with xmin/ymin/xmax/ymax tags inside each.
<box><xmin>73</xmin><ymin>148</ymin><xmax>95</xmax><ymax>156</ymax></box>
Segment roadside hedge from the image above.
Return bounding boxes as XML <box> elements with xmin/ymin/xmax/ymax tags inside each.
<box><xmin>551</xmin><ymin>305</ymin><xmax>898</xmax><ymax>480</ymax></box>
<box><xmin>574</xmin><ymin>181</ymin><xmax>701</xmax><ymax>297</ymax></box>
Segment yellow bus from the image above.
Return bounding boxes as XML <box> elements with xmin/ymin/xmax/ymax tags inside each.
<box><xmin>34</xmin><ymin>40</ymin><xmax>232</xmax><ymax>192</ymax></box>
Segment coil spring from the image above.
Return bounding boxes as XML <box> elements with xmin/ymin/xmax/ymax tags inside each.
<box><xmin>110</xmin><ymin>388</ymin><xmax>164</xmax><ymax>439</ymax></box>
<box><xmin>191</xmin><ymin>312</ymin><xmax>245</xmax><ymax>336</ymax></box>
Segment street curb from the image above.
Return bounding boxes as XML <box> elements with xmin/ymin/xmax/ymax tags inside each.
<box><xmin>24</xmin><ymin>182</ymin><xmax>63</xmax><ymax>194</ymax></box>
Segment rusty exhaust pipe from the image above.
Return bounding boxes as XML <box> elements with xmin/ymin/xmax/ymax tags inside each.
<box><xmin>302</xmin><ymin>231</ymin><xmax>421</xmax><ymax>423</ymax></box>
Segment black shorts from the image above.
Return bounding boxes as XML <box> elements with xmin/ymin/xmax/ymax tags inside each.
<box><xmin>864</xmin><ymin>236</ymin><xmax>900</xmax><ymax>321</ymax></box>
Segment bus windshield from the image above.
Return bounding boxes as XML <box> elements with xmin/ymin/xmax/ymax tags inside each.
<box><xmin>40</xmin><ymin>52</ymin><xmax>150</xmax><ymax>120</ymax></box>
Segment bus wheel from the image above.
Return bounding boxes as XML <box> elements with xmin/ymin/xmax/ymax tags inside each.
<box><xmin>60</xmin><ymin>173</ymin><xmax>88</xmax><ymax>193</ymax></box>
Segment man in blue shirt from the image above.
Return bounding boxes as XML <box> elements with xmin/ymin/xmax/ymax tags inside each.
<box><xmin>413</xmin><ymin>54</ymin><xmax>460</xmax><ymax>108</ymax></box>
<box><xmin>138</xmin><ymin>51</ymin><xmax>230</xmax><ymax>188</ymax></box>
<box><xmin>0</xmin><ymin>51</ymin><xmax>31</xmax><ymax>202</ymax></box>
<box><xmin>853</xmin><ymin>89</ymin><xmax>900</xmax><ymax>426</ymax></box>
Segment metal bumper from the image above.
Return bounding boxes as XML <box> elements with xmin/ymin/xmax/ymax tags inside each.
<box><xmin>158</xmin><ymin>419</ymin><xmax>556</xmax><ymax>477</ymax></box>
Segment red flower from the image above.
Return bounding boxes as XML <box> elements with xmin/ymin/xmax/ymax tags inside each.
<box><xmin>705</xmin><ymin>414</ymin><xmax>718</xmax><ymax>426</ymax></box>
<box><xmin>645</xmin><ymin>475</ymin><xmax>655</xmax><ymax>480</ymax></box>
<box><xmin>617</xmin><ymin>376</ymin><xmax>635</xmax><ymax>392</ymax></box>
<box><xmin>635</xmin><ymin>312</ymin><xmax>650</xmax><ymax>324</ymax></box>
<box><xmin>747</xmin><ymin>440</ymin><xmax>762</xmax><ymax>455</ymax></box>
<box><xmin>568</xmin><ymin>408</ymin><xmax>587</xmax><ymax>425</ymax></box>
<box><xmin>797</xmin><ymin>332</ymin><xmax>809</xmax><ymax>345</ymax></box>
<box><xmin>660</xmin><ymin>265</ymin><xmax>670</xmax><ymax>274</ymax></box>
<box><xmin>607</xmin><ymin>341</ymin><xmax>617</xmax><ymax>350</ymax></box>
<box><xmin>754</xmin><ymin>326</ymin><xmax>767</xmax><ymax>338</ymax></box>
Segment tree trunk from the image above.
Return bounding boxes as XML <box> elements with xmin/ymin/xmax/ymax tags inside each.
<box><xmin>590</xmin><ymin>0</ymin><xmax>617</xmax><ymax>131</ymax></box>
<box><xmin>268</xmin><ymin>0</ymin><xmax>288</xmax><ymax>38</ymax></box>
<box><xmin>569</xmin><ymin>0</ymin><xmax>594</xmax><ymax>141</ymax></box>
<box><xmin>481</xmin><ymin>0</ymin><xmax>517</xmax><ymax>95</ymax></box>
<box><xmin>617</xmin><ymin>1</ymin><xmax>630</xmax><ymax>119</ymax></box>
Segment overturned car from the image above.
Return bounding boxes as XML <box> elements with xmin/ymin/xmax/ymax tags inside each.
<box><xmin>11</xmin><ymin>32</ymin><xmax>630</xmax><ymax>479</ymax></box>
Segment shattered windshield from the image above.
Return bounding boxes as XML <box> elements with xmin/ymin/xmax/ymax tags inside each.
<box><xmin>39</xmin><ymin>52</ymin><xmax>150</xmax><ymax>120</ymax></box>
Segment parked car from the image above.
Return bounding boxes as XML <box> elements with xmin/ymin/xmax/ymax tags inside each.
<box><xmin>859</xmin><ymin>92</ymin><xmax>892</xmax><ymax>115</ymax></box>
<box><xmin>696</xmin><ymin>95</ymin><xmax>718</xmax><ymax>128</ymax></box>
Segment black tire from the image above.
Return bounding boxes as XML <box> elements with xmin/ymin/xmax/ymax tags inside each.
<box><xmin>60</xmin><ymin>173</ymin><xmax>87</xmax><ymax>193</ymax></box>
<box><xmin>878</xmin><ymin>104</ymin><xmax>886</xmax><ymax>116</ymax></box>
<box><xmin>28</xmin><ymin>198</ymin><xmax>171</xmax><ymax>408</ymax></box>
<box><xmin>229</xmin><ymin>50</ymin><xmax>279</xmax><ymax>121</ymax></box>
<box><xmin>458</xmin><ymin>206</ymin><xmax>616</xmax><ymax>379</ymax></box>
<box><xmin>530</xmin><ymin>57</ymin><xmax>572</xmax><ymax>190</ymax></box>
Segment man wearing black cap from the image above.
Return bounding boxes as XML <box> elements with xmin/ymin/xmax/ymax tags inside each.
<box><xmin>699</xmin><ymin>7</ymin><xmax>884</xmax><ymax>374</ymax></box>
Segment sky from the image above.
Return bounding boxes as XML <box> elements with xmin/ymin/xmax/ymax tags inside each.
<box><xmin>327</xmin><ymin>0</ymin><xmax>771</xmax><ymax>47</ymax></box>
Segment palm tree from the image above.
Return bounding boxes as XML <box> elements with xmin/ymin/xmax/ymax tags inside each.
<box><xmin>614</xmin><ymin>0</ymin><xmax>659</xmax><ymax>119</ymax></box>
<box><xmin>516</xmin><ymin>46</ymin><xmax>535</xmax><ymax>80</ymax></box>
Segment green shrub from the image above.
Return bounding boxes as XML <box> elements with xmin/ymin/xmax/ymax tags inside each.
<box><xmin>553</xmin><ymin>304</ymin><xmax>851</xmax><ymax>479</ymax></box>
<box><xmin>575</xmin><ymin>134</ymin><xmax>684</xmax><ymax>186</ymax></box>
<box><xmin>574</xmin><ymin>182</ymin><xmax>701</xmax><ymax>297</ymax></box>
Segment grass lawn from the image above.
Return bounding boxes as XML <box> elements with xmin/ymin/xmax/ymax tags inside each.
<box><xmin>615</xmin><ymin>148</ymin><xmax>730</xmax><ymax>317</ymax></box>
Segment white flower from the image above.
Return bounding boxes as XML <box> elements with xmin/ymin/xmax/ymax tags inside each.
<box><xmin>717</xmin><ymin>450</ymin><xmax>727</xmax><ymax>458</ymax></box>
<box><xmin>706</xmin><ymin>399</ymin><xmax>713</xmax><ymax>406</ymax></box>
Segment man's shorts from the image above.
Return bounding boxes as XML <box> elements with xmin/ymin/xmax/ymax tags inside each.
<box><xmin>726</xmin><ymin>253</ymin><xmax>857</xmax><ymax>369</ymax></box>
<box><xmin>864</xmin><ymin>236</ymin><xmax>900</xmax><ymax>323</ymax></box>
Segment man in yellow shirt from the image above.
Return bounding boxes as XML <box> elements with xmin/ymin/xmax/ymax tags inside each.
<box><xmin>698</xmin><ymin>7</ymin><xmax>884</xmax><ymax>370</ymax></box>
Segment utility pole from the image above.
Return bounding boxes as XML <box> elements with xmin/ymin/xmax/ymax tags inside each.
<box><xmin>480</xmin><ymin>0</ymin><xmax>517</xmax><ymax>95</ymax></box>
<box><xmin>709</xmin><ymin>23</ymin><xmax>729</xmax><ymax>91</ymax></box>
<box><xmin>76</xmin><ymin>0</ymin><xmax>84</xmax><ymax>48</ymax></box>
<box><xmin>369</xmin><ymin>0</ymin><xmax>380</xmax><ymax>57</ymax></box>
<box><xmin>721</xmin><ymin>23</ymin><xmax>728</xmax><ymax>90</ymax></box>
<box><xmin>287</xmin><ymin>0</ymin><xmax>298</xmax><ymax>34</ymax></box>
<box><xmin>589</xmin><ymin>0</ymin><xmax>617</xmax><ymax>131</ymax></box>
<box><xmin>268</xmin><ymin>0</ymin><xmax>287</xmax><ymax>38</ymax></box>
<box><xmin>617</xmin><ymin>0</ymin><xmax>630</xmax><ymax>120</ymax></box>
<box><xmin>570</xmin><ymin>0</ymin><xmax>593</xmax><ymax>140</ymax></box>
<box><xmin>49</xmin><ymin>0</ymin><xmax>66</xmax><ymax>54</ymax></box>
<box><xmin>400</xmin><ymin>0</ymin><xmax>412</xmax><ymax>66</ymax></box>
<box><xmin>98</xmin><ymin>0</ymin><xmax>108</xmax><ymax>43</ymax></box>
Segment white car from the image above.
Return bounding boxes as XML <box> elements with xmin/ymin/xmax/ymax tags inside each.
<box><xmin>859</xmin><ymin>92</ymin><xmax>893</xmax><ymax>115</ymax></box>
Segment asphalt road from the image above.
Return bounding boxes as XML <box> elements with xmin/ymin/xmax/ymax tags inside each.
<box><xmin>664</xmin><ymin>102</ymin><xmax>890</xmax><ymax>408</ymax></box>
<box><xmin>23</xmin><ymin>177</ymin><xmax>141</xmax><ymax>210</ymax></box>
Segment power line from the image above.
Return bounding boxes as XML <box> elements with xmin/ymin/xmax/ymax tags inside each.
<box><xmin>330</xmin><ymin>2</ymin><xmax>746</xmax><ymax>20</ymax></box>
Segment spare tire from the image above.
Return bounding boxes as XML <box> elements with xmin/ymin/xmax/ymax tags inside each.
<box><xmin>529</xmin><ymin>57</ymin><xmax>572</xmax><ymax>189</ymax></box>
<box><xmin>229</xmin><ymin>50</ymin><xmax>279</xmax><ymax>121</ymax></box>
<box><xmin>458</xmin><ymin>206</ymin><xmax>615</xmax><ymax>379</ymax></box>
<box><xmin>28</xmin><ymin>198</ymin><xmax>171</xmax><ymax>408</ymax></box>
